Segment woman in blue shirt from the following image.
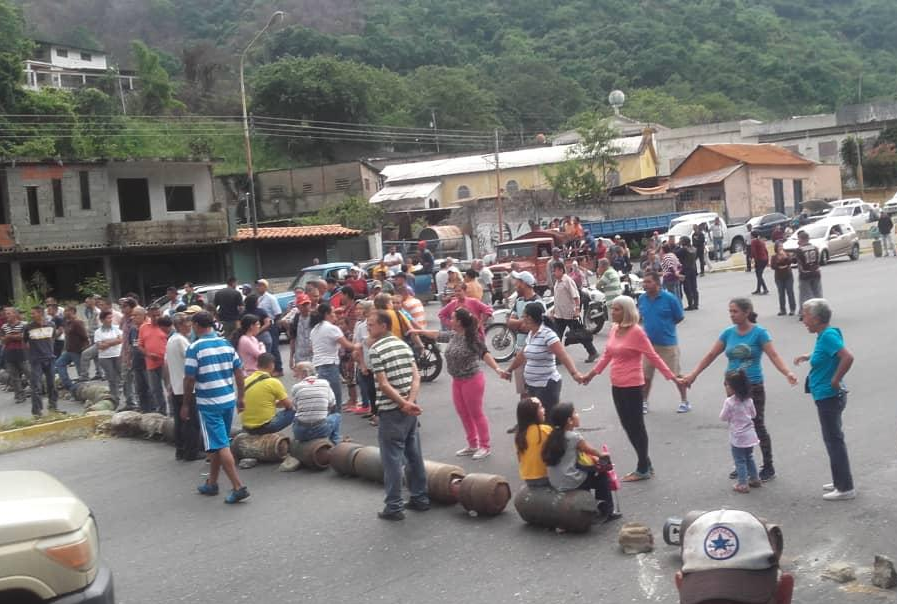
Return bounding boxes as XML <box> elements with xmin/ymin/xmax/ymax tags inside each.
<box><xmin>794</xmin><ymin>298</ymin><xmax>855</xmax><ymax>501</ymax></box>
<box><xmin>684</xmin><ymin>297</ymin><xmax>797</xmax><ymax>481</ymax></box>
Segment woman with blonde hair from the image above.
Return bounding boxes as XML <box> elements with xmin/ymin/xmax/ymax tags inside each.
<box><xmin>582</xmin><ymin>296</ymin><xmax>679</xmax><ymax>481</ymax></box>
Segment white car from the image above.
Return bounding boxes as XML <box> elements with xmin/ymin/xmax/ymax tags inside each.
<box><xmin>783</xmin><ymin>220</ymin><xmax>860</xmax><ymax>264</ymax></box>
<box><xmin>882</xmin><ymin>192</ymin><xmax>897</xmax><ymax>215</ymax></box>
<box><xmin>152</xmin><ymin>283</ymin><xmax>233</xmax><ymax>314</ymax></box>
<box><xmin>823</xmin><ymin>203</ymin><xmax>876</xmax><ymax>231</ymax></box>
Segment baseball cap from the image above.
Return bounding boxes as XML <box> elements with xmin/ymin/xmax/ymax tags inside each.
<box><xmin>510</xmin><ymin>270</ymin><xmax>535</xmax><ymax>286</ymax></box>
<box><xmin>184</xmin><ymin>305</ymin><xmax>204</xmax><ymax>315</ymax></box>
<box><xmin>370</xmin><ymin>280</ymin><xmax>383</xmax><ymax>290</ymax></box>
<box><xmin>256</xmin><ymin>278</ymin><xmax>269</xmax><ymax>288</ymax></box>
<box><xmin>680</xmin><ymin>509</ymin><xmax>779</xmax><ymax>604</ymax></box>
<box><xmin>296</xmin><ymin>293</ymin><xmax>311</xmax><ymax>305</ymax></box>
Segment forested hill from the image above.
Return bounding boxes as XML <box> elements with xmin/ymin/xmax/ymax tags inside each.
<box><xmin>15</xmin><ymin>0</ymin><xmax>897</xmax><ymax>132</ymax></box>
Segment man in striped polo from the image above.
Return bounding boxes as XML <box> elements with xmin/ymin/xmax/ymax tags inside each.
<box><xmin>182</xmin><ymin>311</ymin><xmax>249</xmax><ymax>504</ymax></box>
<box><xmin>368</xmin><ymin>310</ymin><xmax>428</xmax><ymax>521</ymax></box>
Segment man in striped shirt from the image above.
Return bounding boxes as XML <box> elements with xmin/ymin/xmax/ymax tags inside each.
<box><xmin>368</xmin><ymin>310</ymin><xmax>428</xmax><ymax>521</ymax></box>
<box><xmin>290</xmin><ymin>361</ymin><xmax>340</xmax><ymax>444</ymax></box>
<box><xmin>183</xmin><ymin>311</ymin><xmax>249</xmax><ymax>504</ymax></box>
<box><xmin>399</xmin><ymin>282</ymin><xmax>427</xmax><ymax>328</ymax></box>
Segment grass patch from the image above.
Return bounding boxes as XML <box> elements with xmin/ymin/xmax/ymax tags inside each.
<box><xmin>0</xmin><ymin>411</ymin><xmax>79</xmax><ymax>432</ymax></box>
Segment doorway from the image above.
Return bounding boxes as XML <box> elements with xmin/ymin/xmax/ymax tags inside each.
<box><xmin>117</xmin><ymin>178</ymin><xmax>151</xmax><ymax>221</ymax></box>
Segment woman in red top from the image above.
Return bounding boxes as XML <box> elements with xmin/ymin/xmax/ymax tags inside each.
<box><xmin>582</xmin><ymin>296</ymin><xmax>678</xmax><ymax>481</ymax></box>
<box><xmin>750</xmin><ymin>231</ymin><xmax>770</xmax><ymax>295</ymax></box>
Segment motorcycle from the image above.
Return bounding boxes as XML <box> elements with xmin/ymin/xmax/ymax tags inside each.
<box><xmin>414</xmin><ymin>335</ymin><xmax>443</xmax><ymax>382</ymax></box>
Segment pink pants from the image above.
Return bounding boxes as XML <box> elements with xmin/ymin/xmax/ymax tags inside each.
<box><xmin>452</xmin><ymin>371</ymin><xmax>490</xmax><ymax>449</ymax></box>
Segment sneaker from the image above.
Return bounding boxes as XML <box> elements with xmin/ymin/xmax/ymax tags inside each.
<box><xmin>676</xmin><ymin>401</ymin><xmax>691</xmax><ymax>413</ymax></box>
<box><xmin>224</xmin><ymin>486</ymin><xmax>250</xmax><ymax>504</ymax></box>
<box><xmin>728</xmin><ymin>469</ymin><xmax>738</xmax><ymax>480</ymax></box>
<box><xmin>197</xmin><ymin>482</ymin><xmax>219</xmax><ymax>496</ymax></box>
<box><xmin>748</xmin><ymin>479</ymin><xmax>762</xmax><ymax>488</ymax></box>
<box><xmin>505</xmin><ymin>424</ymin><xmax>518</xmax><ymax>434</ymax></box>
<box><xmin>822</xmin><ymin>483</ymin><xmax>835</xmax><ymax>492</ymax></box>
<box><xmin>822</xmin><ymin>488</ymin><xmax>856</xmax><ymax>501</ymax></box>
<box><xmin>455</xmin><ymin>447</ymin><xmax>477</xmax><ymax>457</ymax></box>
<box><xmin>351</xmin><ymin>405</ymin><xmax>370</xmax><ymax>415</ymax></box>
<box><xmin>642</xmin><ymin>401</ymin><xmax>649</xmax><ymax>415</ymax></box>
<box><xmin>777</xmin><ymin>311</ymin><xmax>786</xmax><ymax>316</ymax></box>
<box><xmin>759</xmin><ymin>467</ymin><xmax>776</xmax><ymax>482</ymax></box>
<box><xmin>378</xmin><ymin>510</ymin><xmax>405</xmax><ymax>521</ymax></box>
<box><xmin>788</xmin><ymin>311</ymin><xmax>795</xmax><ymax>316</ymax></box>
<box><xmin>585</xmin><ymin>352</ymin><xmax>599</xmax><ymax>363</ymax></box>
<box><xmin>472</xmin><ymin>447</ymin><xmax>492</xmax><ymax>460</ymax></box>
<box><xmin>405</xmin><ymin>499</ymin><xmax>431</xmax><ymax>512</ymax></box>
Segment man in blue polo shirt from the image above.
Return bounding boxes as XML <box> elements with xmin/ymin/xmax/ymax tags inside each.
<box><xmin>638</xmin><ymin>271</ymin><xmax>690</xmax><ymax>414</ymax></box>
<box><xmin>182</xmin><ymin>311</ymin><xmax>249</xmax><ymax>504</ymax></box>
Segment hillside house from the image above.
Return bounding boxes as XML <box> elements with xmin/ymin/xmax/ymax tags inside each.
<box><xmin>23</xmin><ymin>40</ymin><xmax>135</xmax><ymax>92</ymax></box>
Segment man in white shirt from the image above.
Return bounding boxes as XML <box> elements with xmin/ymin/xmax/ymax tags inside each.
<box><xmin>383</xmin><ymin>245</ymin><xmax>404</xmax><ymax>276</ymax></box>
<box><xmin>434</xmin><ymin>261</ymin><xmax>450</xmax><ymax>299</ymax></box>
<box><xmin>551</xmin><ymin>261</ymin><xmax>598</xmax><ymax>362</ymax></box>
<box><xmin>94</xmin><ymin>310</ymin><xmax>125</xmax><ymax>410</ymax></box>
<box><xmin>474</xmin><ymin>259</ymin><xmax>494</xmax><ymax>304</ymax></box>
<box><xmin>255</xmin><ymin>278</ymin><xmax>284</xmax><ymax>375</ymax></box>
<box><xmin>165</xmin><ymin>312</ymin><xmax>201</xmax><ymax>460</ymax></box>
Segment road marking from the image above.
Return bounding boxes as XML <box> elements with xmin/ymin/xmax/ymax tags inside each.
<box><xmin>636</xmin><ymin>552</ymin><xmax>664</xmax><ymax>601</ymax></box>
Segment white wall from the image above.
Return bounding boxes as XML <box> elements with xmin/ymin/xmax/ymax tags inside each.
<box><xmin>49</xmin><ymin>45</ymin><xmax>108</xmax><ymax>70</ymax></box>
<box><xmin>106</xmin><ymin>163</ymin><xmax>215</xmax><ymax>222</ymax></box>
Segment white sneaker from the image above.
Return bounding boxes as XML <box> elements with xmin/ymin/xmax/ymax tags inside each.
<box><xmin>472</xmin><ymin>448</ymin><xmax>492</xmax><ymax>460</ymax></box>
<box><xmin>455</xmin><ymin>447</ymin><xmax>476</xmax><ymax>457</ymax></box>
<box><xmin>677</xmin><ymin>401</ymin><xmax>692</xmax><ymax>413</ymax></box>
<box><xmin>822</xmin><ymin>488</ymin><xmax>856</xmax><ymax>501</ymax></box>
<box><xmin>822</xmin><ymin>483</ymin><xmax>835</xmax><ymax>492</ymax></box>
<box><xmin>642</xmin><ymin>401</ymin><xmax>649</xmax><ymax>415</ymax></box>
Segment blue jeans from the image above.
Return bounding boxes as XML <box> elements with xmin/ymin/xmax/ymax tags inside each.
<box><xmin>713</xmin><ymin>237</ymin><xmax>724</xmax><ymax>260</ymax></box>
<box><xmin>246</xmin><ymin>408</ymin><xmax>296</xmax><ymax>435</ymax></box>
<box><xmin>378</xmin><ymin>409</ymin><xmax>429</xmax><ymax>514</ymax></box>
<box><xmin>147</xmin><ymin>367</ymin><xmax>167</xmax><ymax>415</ymax></box>
<box><xmin>30</xmin><ymin>358</ymin><xmax>57</xmax><ymax>416</ymax></box>
<box><xmin>316</xmin><ymin>363</ymin><xmax>343</xmax><ymax>411</ymax></box>
<box><xmin>54</xmin><ymin>351</ymin><xmax>82</xmax><ymax>391</ymax></box>
<box><xmin>292</xmin><ymin>413</ymin><xmax>341</xmax><ymax>443</ymax></box>
<box><xmin>731</xmin><ymin>445</ymin><xmax>758</xmax><ymax>485</ymax></box>
<box><xmin>816</xmin><ymin>392</ymin><xmax>853</xmax><ymax>492</ymax></box>
<box><xmin>260</xmin><ymin>326</ymin><xmax>283</xmax><ymax>373</ymax></box>
<box><xmin>357</xmin><ymin>369</ymin><xmax>376</xmax><ymax>409</ymax></box>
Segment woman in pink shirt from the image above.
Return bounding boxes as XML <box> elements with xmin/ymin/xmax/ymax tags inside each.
<box><xmin>582</xmin><ymin>296</ymin><xmax>677</xmax><ymax>482</ymax></box>
<box><xmin>231</xmin><ymin>315</ymin><xmax>265</xmax><ymax>376</ymax></box>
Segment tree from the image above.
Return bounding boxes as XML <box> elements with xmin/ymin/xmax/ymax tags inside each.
<box><xmin>545</xmin><ymin>114</ymin><xmax>620</xmax><ymax>201</ymax></box>
<box><xmin>840</xmin><ymin>137</ymin><xmax>862</xmax><ymax>178</ymax></box>
<box><xmin>405</xmin><ymin>66</ymin><xmax>498</xmax><ymax>135</ymax></box>
<box><xmin>131</xmin><ymin>41</ymin><xmax>184</xmax><ymax>115</ymax></box>
<box><xmin>0</xmin><ymin>0</ymin><xmax>30</xmax><ymax>113</ymax></box>
<box><xmin>297</xmin><ymin>196</ymin><xmax>384</xmax><ymax>233</ymax></box>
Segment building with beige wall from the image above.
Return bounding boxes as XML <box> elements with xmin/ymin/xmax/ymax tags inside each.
<box><xmin>668</xmin><ymin>144</ymin><xmax>842</xmax><ymax>223</ymax></box>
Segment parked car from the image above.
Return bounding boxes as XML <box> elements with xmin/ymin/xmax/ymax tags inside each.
<box><xmin>0</xmin><ymin>470</ymin><xmax>115</xmax><ymax>603</ymax></box>
<box><xmin>152</xmin><ymin>283</ymin><xmax>230</xmax><ymax>314</ymax></box>
<box><xmin>823</xmin><ymin>203</ymin><xmax>877</xmax><ymax>231</ymax></box>
<box><xmin>883</xmin><ymin>192</ymin><xmax>897</xmax><ymax>215</ymax></box>
<box><xmin>746</xmin><ymin>212</ymin><xmax>791</xmax><ymax>239</ymax></box>
<box><xmin>666</xmin><ymin>212</ymin><xmax>747</xmax><ymax>254</ymax></box>
<box><xmin>783</xmin><ymin>220</ymin><xmax>860</xmax><ymax>264</ymax></box>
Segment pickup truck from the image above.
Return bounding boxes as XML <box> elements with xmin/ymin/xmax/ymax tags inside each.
<box><xmin>487</xmin><ymin>230</ymin><xmax>593</xmax><ymax>298</ymax></box>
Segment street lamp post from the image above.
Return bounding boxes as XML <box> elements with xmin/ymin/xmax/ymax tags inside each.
<box><xmin>240</xmin><ymin>10</ymin><xmax>284</xmax><ymax>237</ymax></box>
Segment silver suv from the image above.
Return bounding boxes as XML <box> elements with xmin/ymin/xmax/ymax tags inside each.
<box><xmin>0</xmin><ymin>471</ymin><xmax>114</xmax><ymax>603</ymax></box>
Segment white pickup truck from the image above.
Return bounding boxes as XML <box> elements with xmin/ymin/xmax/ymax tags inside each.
<box><xmin>667</xmin><ymin>212</ymin><xmax>750</xmax><ymax>256</ymax></box>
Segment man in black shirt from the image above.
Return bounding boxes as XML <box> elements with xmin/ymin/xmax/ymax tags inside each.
<box><xmin>214</xmin><ymin>277</ymin><xmax>244</xmax><ymax>338</ymax></box>
<box><xmin>878</xmin><ymin>212</ymin><xmax>895</xmax><ymax>257</ymax></box>
<box><xmin>24</xmin><ymin>305</ymin><xmax>59</xmax><ymax>417</ymax></box>
<box><xmin>691</xmin><ymin>224</ymin><xmax>707</xmax><ymax>276</ymax></box>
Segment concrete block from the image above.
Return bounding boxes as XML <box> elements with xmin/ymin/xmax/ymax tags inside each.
<box><xmin>872</xmin><ymin>555</ymin><xmax>897</xmax><ymax>589</ymax></box>
<box><xmin>822</xmin><ymin>562</ymin><xmax>856</xmax><ymax>583</ymax></box>
<box><xmin>618</xmin><ymin>522</ymin><xmax>654</xmax><ymax>554</ymax></box>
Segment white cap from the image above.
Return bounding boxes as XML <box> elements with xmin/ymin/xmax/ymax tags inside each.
<box><xmin>510</xmin><ymin>270</ymin><xmax>535</xmax><ymax>286</ymax></box>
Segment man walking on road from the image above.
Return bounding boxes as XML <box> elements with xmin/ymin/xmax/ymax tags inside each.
<box><xmin>2</xmin><ymin>307</ymin><xmax>27</xmax><ymax>405</ymax></box>
<box><xmin>368</xmin><ymin>310</ymin><xmax>428</xmax><ymax>521</ymax></box>
<box><xmin>638</xmin><ymin>272</ymin><xmax>690</xmax><ymax>414</ymax></box>
<box><xmin>551</xmin><ymin>261</ymin><xmax>599</xmax><ymax>363</ymax></box>
<box><xmin>25</xmin><ymin>306</ymin><xmax>58</xmax><ymax>417</ymax></box>
<box><xmin>795</xmin><ymin>230</ymin><xmax>823</xmax><ymax>321</ymax></box>
<box><xmin>184</xmin><ymin>311</ymin><xmax>249</xmax><ymax>504</ymax></box>
<box><xmin>878</xmin><ymin>212</ymin><xmax>896</xmax><ymax>257</ymax></box>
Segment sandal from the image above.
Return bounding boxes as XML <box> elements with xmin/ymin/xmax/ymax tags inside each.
<box><xmin>733</xmin><ymin>483</ymin><xmax>750</xmax><ymax>493</ymax></box>
<box><xmin>621</xmin><ymin>470</ymin><xmax>651</xmax><ymax>482</ymax></box>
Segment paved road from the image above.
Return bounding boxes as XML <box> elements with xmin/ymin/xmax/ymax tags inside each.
<box><xmin>2</xmin><ymin>256</ymin><xmax>897</xmax><ymax>603</ymax></box>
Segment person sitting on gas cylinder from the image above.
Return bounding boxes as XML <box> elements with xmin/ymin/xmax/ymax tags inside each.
<box><xmin>240</xmin><ymin>353</ymin><xmax>294</xmax><ymax>435</ymax></box>
<box><xmin>291</xmin><ymin>361</ymin><xmax>341</xmax><ymax>444</ymax></box>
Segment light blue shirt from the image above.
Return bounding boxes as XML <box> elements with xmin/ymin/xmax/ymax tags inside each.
<box><xmin>258</xmin><ymin>292</ymin><xmax>282</xmax><ymax>319</ymax></box>
<box><xmin>719</xmin><ymin>325</ymin><xmax>771</xmax><ymax>385</ymax></box>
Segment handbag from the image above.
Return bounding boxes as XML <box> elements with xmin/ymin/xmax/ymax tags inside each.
<box><xmin>564</xmin><ymin>319</ymin><xmax>592</xmax><ymax>346</ymax></box>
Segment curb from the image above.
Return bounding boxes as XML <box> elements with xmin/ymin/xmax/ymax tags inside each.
<box><xmin>0</xmin><ymin>413</ymin><xmax>108</xmax><ymax>454</ymax></box>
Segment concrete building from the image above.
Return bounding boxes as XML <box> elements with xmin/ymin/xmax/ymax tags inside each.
<box><xmin>23</xmin><ymin>40</ymin><xmax>135</xmax><ymax>92</ymax></box>
<box><xmin>656</xmin><ymin>101</ymin><xmax>897</xmax><ymax>176</ymax></box>
<box><xmin>370</xmin><ymin>131</ymin><xmax>659</xmax><ymax>212</ymax></box>
<box><xmin>253</xmin><ymin>161</ymin><xmax>382</xmax><ymax>221</ymax></box>
<box><xmin>667</xmin><ymin>144</ymin><xmax>842</xmax><ymax>223</ymax></box>
<box><xmin>0</xmin><ymin>159</ymin><xmax>230</xmax><ymax>303</ymax></box>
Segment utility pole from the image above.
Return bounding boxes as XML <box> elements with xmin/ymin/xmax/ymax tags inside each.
<box><xmin>430</xmin><ymin>109</ymin><xmax>440</xmax><ymax>153</ymax></box>
<box><xmin>495</xmin><ymin>129</ymin><xmax>504</xmax><ymax>244</ymax></box>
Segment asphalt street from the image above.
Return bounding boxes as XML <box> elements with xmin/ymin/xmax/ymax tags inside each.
<box><xmin>2</xmin><ymin>254</ymin><xmax>897</xmax><ymax>603</ymax></box>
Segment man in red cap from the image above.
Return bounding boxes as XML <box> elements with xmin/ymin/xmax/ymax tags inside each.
<box><xmin>675</xmin><ymin>509</ymin><xmax>793</xmax><ymax>604</ymax></box>
<box><xmin>418</xmin><ymin>240</ymin><xmax>435</xmax><ymax>275</ymax></box>
<box><xmin>288</xmin><ymin>293</ymin><xmax>314</xmax><ymax>368</ymax></box>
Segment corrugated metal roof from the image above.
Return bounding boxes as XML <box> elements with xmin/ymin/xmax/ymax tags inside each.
<box><xmin>369</xmin><ymin>181</ymin><xmax>441</xmax><ymax>204</ymax></box>
<box><xmin>703</xmin><ymin>144</ymin><xmax>814</xmax><ymax>166</ymax></box>
<box><xmin>235</xmin><ymin>225</ymin><xmax>362</xmax><ymax>240</ymax></box>
<box><xmin>381</xmin><ymin>135</ymin><xmax>647</xmax><ymax>183</ymax></box>
<box><xmin>669</xmin><ymin>164</ymin><xmax>743</xmax><ymax>189</ymax></box>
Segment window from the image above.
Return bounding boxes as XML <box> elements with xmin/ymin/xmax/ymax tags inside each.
<box><xmin>56</xmin><ymin>48</ymin><xmax>68</xmax><ymax>58</ymax></box>
<box><xmin>164</xmin><ymin>185</ymin><xmax>195</xmax><ymax>212</ymax></box>
<box><xmin>457</xmin><ymin>185</ymin><xmax>471</xmax><ymax>199</ymax></box>
<box><xmin>334</xmin><ymin>177</ymin><xmax>351</xmax><ymax>191</ymax></box>
<box><xmin>79</xmin><ymin>171</ymin><xmax>91</xmax><ymax>209</ymax></box>
<box><xmin>26</xmin><ymin>186</ymin><xmax>40</xmax><ymax>225</ymax></box>
<box><xmin>301</xmin><ymin>182</ymin><xmax>313</xmax><ymax>194</ymax></box>
<box><xmin>80</xmin><ymin>52</ymin><xmax>92</xmax><ymax>61</ymax></box>
<box><xmin>818</xmin><ymin>141</ymin><xmax>837</xmax><ymax>158</ymax></box>
<box><xmin>505</xmin><ymin>179</ymin><xmax>519</xmax><ymax>194</ymax></box>
<box><xmin>52</xmin><ymin>179</ymin><xmax>64</xmax><ymax>218</ymax></box>
<box><xmin>772</xmin><ymin>179</ymin><xmax>785</xmax><ymax>214</ymax></box>
<box><xmin>117</xmin><ymin>178</ymin><xmax>151</xmax><ymax>222</ymax></box>
<box><xmin>364</xmin><ymin>178</ymin><xmax>371</xmax><ymax>192</ymax></box>
<box><xmin>677</xmin><ymin>190</ymin><xmax>696</xmax><ymax>202</ymax></box>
